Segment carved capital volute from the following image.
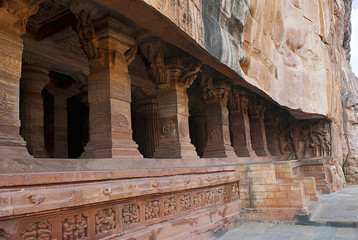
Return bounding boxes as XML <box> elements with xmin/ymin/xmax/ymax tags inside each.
<box><xmin>0</xmin><ymin>0</ymin><xmax>41</xmax><ymax>35</ymax></box>
<box><xmin>239</xmin><ymin>89</ymin><xmax>249</xmax><ymax>115</ymax></box>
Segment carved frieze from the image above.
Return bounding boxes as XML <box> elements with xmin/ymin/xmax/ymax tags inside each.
<box><xmin>62</xmin><ymin>214</ymin><xmax>87</xmax><ymax>240</ymax></box>
<box><xmin>164</xmin><ymin>197</ymin><xmax>177</xmax><ymax>216</ymax></box>
<box><xmin>145</xmin><ymin>200</ymin><xmax>160</xmax><ymax>221</ymax></box>
<box><xmin>21</xmin><ymin>221</ymin><xmax>51</xmax><ymax>240</ymax></box>
<box><xmin>214</xmin><ymin>188</ymin><xmax>223</xmax><ymax>203</ymax></box>
<box><xmin>122</xmin><ymin>204</ymin><xmax>140</xmax><ymax>227</ymax></box>
<box><xmin>180</xmin><ymin>195</ymin><xmax>191</xmax><ymax>212</ymax></box>
<box><xmin>95</xmin><ymin>208</ymin><xmax>116</xmax><ymax>235</ymax></box>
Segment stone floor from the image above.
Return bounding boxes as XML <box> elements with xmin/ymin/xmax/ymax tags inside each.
<box><xmin>219</xmin><ymin>186</ymin><xmax>358</xmax><ymax>240</ymax></box>
<box><xmin>219</xmin><ymin>222</ymin><xmax>358</xmax><ymax>240</ymax></box>
<box><xmin>310</xmin><ymin>186</ymin><xmax>358</xmax><ymax>226</ymax></box>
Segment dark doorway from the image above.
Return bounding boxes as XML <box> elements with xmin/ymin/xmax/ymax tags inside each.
<box><xmin>67</xmin><ymin>96</ymin><xmax>89</xmax><ymax>158</ymax></box>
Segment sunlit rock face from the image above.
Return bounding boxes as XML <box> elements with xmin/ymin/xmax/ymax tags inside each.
<box><xmin>143</xmin><ymin>0</ymin><xmax>357</xmax><ymax>185</ymax></box>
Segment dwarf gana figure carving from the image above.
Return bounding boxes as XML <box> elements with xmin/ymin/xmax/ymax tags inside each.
<box><xmin>63</xmin><ymin>216</ymin><xmax>75</xmax><ymax>240</ymax></box>
<box><xmin>193</xmin><ymin>193</ymin><xmax>203</xmax><ymax>209</ymax></box>
<box><xmin>21</xmin><ymin>221</ymin><xmax>52</xmax><ymax>240</ymax></box>
<box><xmin>21</xmin><ymin>223</ymin><xmax>37</xmax><ymax>240</ymax></box>
<box><xmin>63</xmin><ymin>214</ymin><xmax>87</xmax><ymax>240</ymax></box>
<box><xmin>204</xmin><ymin>191</ymin><xmax>214</xmax><ymax>205</ymax></box>
<box><xmin>145</xmin><ymin>200</ymin><xmax>160</xmax><ymax>220</ymax></box>
<box><xmin>95</xmin><ymin>210</ymin><xmax>104</xmax><ymax>234</ymax></box>
<box><xmin>180</xmin><ymin>195</ymin><xmax>191</xmax><ymax>212</ymax></box>
<box><xmin>122</xmin><ymin>204</ymin><xmax>140</xmax><ymax>227</ymax></box>
<box><xmin>37</xmin><ymin>221</ymin><xmax>51</xmax><ymax>240</ymax></box>
<box><xmin>164</xmin><ymin>197</ymin><xmax>177</xmax><ymax>216</ymax></box>
<box><xmin>104</xmin><ymin>209</ymin><xmax>116</xmax><ymax>231</ymax></box>
<box><xmin>74</xmin><ymin>214</ymin><xmax>87</xmax><ymax>239</ymax></box>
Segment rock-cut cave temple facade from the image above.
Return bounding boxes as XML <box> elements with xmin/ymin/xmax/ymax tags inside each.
<box><xmin>0</xmin><ymin>0</ymin><xmax>357</xmax><ymax>239</ymax></box>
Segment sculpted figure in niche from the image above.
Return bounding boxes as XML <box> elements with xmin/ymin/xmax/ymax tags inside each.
<box><xmin>145</xmin><ymin>200</ymin><xmax>160</xmax><ymax>220</ymax></box>
<box><xmin>104</xmin><ymin>209</ymin><xmax>116</xmax><ymax>230</ymax></box>
<box><xmin>37</xmin><ymin>221</ymin><xmax>51</xmax><ymax>240</ymax></box>
<box><xmin>278</xmin><ymin>120</ymin><xmax>297</xmax><ymax>160</ymax></box>
<box><xmin>63</xmin><ymin>216</ymin><xmax>75</xmax><ymax>240</ymax></box>
<box><xmin>122</xmin><ymin>204</ymin><xmax>140</xmax><ymax>226</ymax></box>
<box><xmin>95</xmin><ymin>210</ymin><xmax>104</xmax><ymax>234</ymax></box>
<box><xmin>21</xmin><ymin>223</ymin><xmax>37</xmax><ymax>240</ymax></box>
<box><xmin>74</xmin><ymin>214</ymin><xmax>87</xmax><ymax>239</ymax></box>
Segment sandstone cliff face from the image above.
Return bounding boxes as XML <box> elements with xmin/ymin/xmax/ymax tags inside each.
<box><xmin>142</xmin><ymin>0</ymin><xmax>358</xmax><ymax>186</ymax></box>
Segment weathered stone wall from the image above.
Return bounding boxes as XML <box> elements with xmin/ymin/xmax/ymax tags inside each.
<box><xmin>141</xmin><ymin>0</ymin><xmax>357</xmax><ymax>185</ymax></box>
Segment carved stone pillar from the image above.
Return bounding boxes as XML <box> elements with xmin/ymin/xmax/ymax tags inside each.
<box><xmin>46</xmin><ymin>82</ymin><xmax>80</xmax><ymax>158</ymax></box>
<box><xmin>153</xmin><ymin>58</ymin><xmax>201</xmax><ymax>159</ymax></box>
<box><xmin>0</xmin><ymin>1</ymin><xmax>41</xmax><ymax>159</ymax></box>
<box><xmin>264</xmin><ymin>109</ymin><xmax>281</xmax><ymax>156</ymax></box>
<box><xmin>228</xmin><ymin>87</ymin><xmax>257</xmax><ymax>157</ymax></box>
<box><xmin>78</xmin><ymin>16</ymin><xmax>141</xmax><ymax>158</ymax></box>
<box><xmin>20</xmin><ymin>62</ymin><xmax>49</xmax><ymax>157</ymax></box>
<box><xmin>137</xmin><ymin>98</ymin><xmax>159</xmax><ymax>158</ymax></box>
<box><xmin>201</xmin><ymin>78</ymin><xmax>236</xmax><ymax>158</ymax></box>
<box><xmin>249</xmin><ymin>97</ymin><xmax>272</xmax><ymax>157</ymax></box>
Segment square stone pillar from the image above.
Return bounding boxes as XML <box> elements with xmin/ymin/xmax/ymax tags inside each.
<box><xmin>201</xmin><ymin>79</ymin><xmax>236</xmax><ymax>158</ymax></box>
<box><xmin>20</xmin><ymin>62</ymin><xmax>50</xmax><ymax>157</ymax></box>
<box><xmin>78</xmin><ymin>16</ymin><xmax>141</xmax><ymax>158</ymax></box>
<box><xmin>264</xmin><ymin>109</ymin><xmax>281</xmax><ymax>156</ymax></box>
<box><xmin>0</xmin><ymin>1</ymin><xmax>41</xmax><ymax>159</ymax></box>
<box><xmin>153</xmin><ymin>58</ymin><xmax>201</xmax><ymax>159</ymax></box>
<box><xmin>249</xmin><ymin>98</ymin><xmax>272</xmax><ymax>157</ymax></box>
<box><xmin>228</xmin><ymin>87</ymin><xmax>257</xmax><ymax>157</ymax></box>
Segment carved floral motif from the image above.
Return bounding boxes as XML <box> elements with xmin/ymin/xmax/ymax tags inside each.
<box><xmin>62</xmin><ymin>214</ymin><xmax>87</xmax><ymax>240</ymax></box>
<box><xmin>91</xmin><ymin>112</ymin><xmax>107</xmax><ymax>128</ymax></box>
<box><xmin>21</xmin><ymin>221</ymin><xmax>51</xmax><ymax>240</ymax></box>
<box><xmin>145</xmin><ymin>200</ymin><xmax>160</xmax><ymax>221</ymax></box>
<box><xmin>162</xmin><ymin>120</ymin><xmax>176</xmax><ymax>138</ymax></box>
<box><xmin>95</xmin><ymin>208</ymin><xmax>116</xmax><ymax>235</ymax></box>
<box><xmin>164</xmin><ymin>197</ymin><xmax>177</xmax><ymax>216</ymax></box>
<box><xmin>0</xmin><ymin>91</ymin><xmax>10</xmax><ymax>115</ymax></box>
<box><xmin>210</xmin><ymin>128</ymin><xmax>222</xmax><ymax>143</ymax></box>
<box><xmin>122</xmin><ymin>204</ymin><xmax>140</xmax><ymax>227</ymax></box>
<box><xmin>114</xmin><ymin>114</ymin><xmax>129</xmax><ymax>129</ymax></box>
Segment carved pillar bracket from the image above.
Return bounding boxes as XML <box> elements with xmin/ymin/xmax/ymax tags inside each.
<box><xmin>201</xmin><ymin>76</ymin><xmax>236</xmax><ymax>159</ymax></box>
<box><xmin>249</xmin><ymin>96</ymin><xmax>272</xmax><ymax>157</ymax></box>
<box><xmin>137</xmin><ymin>33</ymin><xmax>168</xmax><ymax>88</ymax></box>
<box><xmin>0</xmin><ymin>0</ymin><xmax>42</xmax><ymax>35</ymax></box>
<box><xmin>0</xmin><ymin>0</ymin><xmax>41</xmax><ymax>159</ymax></box>
<box><xmin>153</xmin><ymin>57</ymin><xmax>202</xmax><ymax>159</ymax></box>
<box><xmin>79</xmin><ymin>16</ymin><xmax>142</xmax><ymax>158</ymax></box>
<box><xmin>20</xmin><ymin>54</ymin><xmax>51</xmax><ymax>158</ymax></box>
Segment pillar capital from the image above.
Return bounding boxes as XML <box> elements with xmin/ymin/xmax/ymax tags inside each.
<box><xmin>202</xmin><ymin>76</ymin><xmax>231</xmax><ymax>104</ymax></box>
